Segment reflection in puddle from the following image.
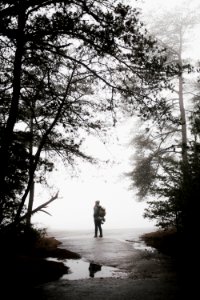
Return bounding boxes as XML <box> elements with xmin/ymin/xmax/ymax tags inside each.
<box><xmin>89</xmin><ymin>263</ymin><xmax>102</xmax><ymax>278</ymax></box>
<box><xmin>47</xmin><ymin>258</ymin><xmax>128</xmax><ymax>280</ymax></box>
<box><xmin>62</xmin><ymin>259</ymin><xmax>128</xmax><ymax>280</ymax></box>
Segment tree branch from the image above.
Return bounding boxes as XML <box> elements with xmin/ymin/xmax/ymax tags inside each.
<box><xmin>19</xmin><ymin>191</ymin><xmax>59</xmax><ymax>222</ymax></box>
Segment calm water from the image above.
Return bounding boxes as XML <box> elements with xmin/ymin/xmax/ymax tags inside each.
<box><xmin>46</xmin><ymin>227</ymin><xmax>156</xmax><ymax>280</ymax></box>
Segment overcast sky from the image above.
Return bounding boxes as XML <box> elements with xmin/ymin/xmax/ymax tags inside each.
<box><xmin>32</xmin><ymin>0</ymin><xmax>200</xmax><ymax>232</ymax></box>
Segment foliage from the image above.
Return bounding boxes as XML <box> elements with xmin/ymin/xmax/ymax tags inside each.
<box><xmin>0</xmin><ymin>1</ymin><xmax>173</xmax><ymax>231</ymax></box>
<box><xmin>128</xmin><ymin>127</ymin><xmax>185</xmax><ymax>230</ymax></box>
<box><xmin>0</xmin><ymin>129</ymin><xmax>29</xmax><ymax>227</ymax></box>
<box><xmin>129</xmin><ymin>101</ymin><xmax>200</xmax><ymax>232</ymax></box>
<box><xmin>141</xmin><ymin>228</ymin><xmax>181</xmax><ymax>257</ymax></box>
<box><xmin>0</xmin><ymin>222</ymin><xmax>47</xmax><ymax>255</ymax></box>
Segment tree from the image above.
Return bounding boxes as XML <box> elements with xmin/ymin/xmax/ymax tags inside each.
<box><xmin>0</xmin><ymin>1</ymin><xmax>171</xmax><ymax>230</ymax></box>
<box><xmin>126</xmin><ymin>3</ymin><xmax>200</xmax><ymax>233</ymax></box>
<box><xmin>142</xmin><ymin>2</ymin><xmax>200</xmax><ymax>163</ymax></box>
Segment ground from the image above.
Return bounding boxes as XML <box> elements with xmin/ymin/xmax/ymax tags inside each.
<box><xmin>0</xmin><ymin>230</ymin><xmax>193</xmax><ymax>299</ymax></box>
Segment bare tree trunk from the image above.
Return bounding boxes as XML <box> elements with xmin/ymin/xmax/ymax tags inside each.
<box><xmin>177</xmin><ymin>33</ymin><xmax>190</xmax><ymax>235</ymax></box>
<box><xmin>26</xmin><ymin>181</ymin><xmax>35</xmax><ymax>227</ymax></box>
<box><xmin>178</xmin><ymin>73</ymin><xmax>188</xmax><ymax>166</ymax></box>
<box><xmin>178</xmin><ymin>29</ymin><xmax>188</xmax><ymax>166</ymax></box>
<box><xmin>26</xmin><ymin>105</ymin><xmax>35</xmax><ymax>227</ymax></box>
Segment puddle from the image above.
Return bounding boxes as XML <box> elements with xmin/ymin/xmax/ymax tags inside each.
<box><xmin>125</xmin><ymin>239</ymin><xmax>156</xmax><ymax>252</ymax></box>
<box><xmin>133</xmin><ymin>241</ymin><xmax>156</xmax><ymax>252</ymax></box>
<box><xmin>47</xmin><ymin>258</ymin><xmax>128</xmax><ymax>280</ymax></box>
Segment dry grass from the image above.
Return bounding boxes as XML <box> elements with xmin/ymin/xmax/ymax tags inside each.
<box><xmin>34</xmin><ymin>236</ymin><xmax>81</xmax><ymax>259</ymax></box>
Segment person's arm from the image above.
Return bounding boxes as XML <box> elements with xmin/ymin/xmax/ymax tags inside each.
<box><xmin>94</xmin><ymin>206</ymin><xmax>99</xmax><ymax>217</ymax></box>
<box><xmin>93</xmin><ymin>206</ymin><xmax>98</xmax><ymax>217</ymax></box>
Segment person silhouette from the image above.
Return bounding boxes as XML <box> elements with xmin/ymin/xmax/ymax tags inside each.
<box><xmin>89</xmin><ymin>263</ymin><xmax>102</xmax><ymax>278</ymax></box>
<box><xmin>93</xmin><ymin>200</ymin><xmax>103</xmax><ymax>237</ymax></box>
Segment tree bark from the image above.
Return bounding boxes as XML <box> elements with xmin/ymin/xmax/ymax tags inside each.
<box><xmin>0</xmin><ymin>7</ymin><xmax>26</xmax><ymax>206</ymax></box>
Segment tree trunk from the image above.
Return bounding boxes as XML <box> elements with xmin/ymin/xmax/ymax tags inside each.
<box><xmin>178</xmin><ymin>29</ymin><xmax>188</xmax><ymax>166</ymax></box>
<box><xmin>26</xmin><ymin>181</ymin><xmax>35</xmax><ymax>227</ymax></box>
<box><xmin>178</xmin><ymin>73</ymin><xmax>188</xmax><ymax>166</ymax></box>
<box><xmin>26</xmin><ymin>112</ymin><xmax>35</xmax><ymax>227</ymax></box>
<box><xmin>0</xmin><ymin>8</ymin><xmax>26</xmax><ymax>209</ymax></box>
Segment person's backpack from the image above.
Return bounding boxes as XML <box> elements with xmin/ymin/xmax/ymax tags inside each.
<box><xmin>99</xmin><ymin>206</ymin><xmax>106</xmax><ymax>218</ymax></box>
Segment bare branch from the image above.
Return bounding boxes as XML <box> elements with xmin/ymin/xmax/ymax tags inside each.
<box><xmin>19</xmin><ymin>191</ymin><xmax>59</xmax><ymax>221</ymax></box>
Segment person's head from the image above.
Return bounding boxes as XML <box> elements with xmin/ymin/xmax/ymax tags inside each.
<box><xmin>95</xmin><ymin>200</ymin><xmax>100</xmax><ymax>205</ymax></box>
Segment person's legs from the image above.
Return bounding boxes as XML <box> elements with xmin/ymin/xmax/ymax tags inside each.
<box><xmin>94</xmin><ymin>220</ymin><xmax>98</xmax><ymax>237</ymax></box>
<box><xmin>98</xmin><ymin>221</ymin><xmax>103</xmax><ymax>237</ymax></box>
<box><xmin>94</xmin><ymin>219</ymin><xmax>103</xmax><ymax>237</ymax></box>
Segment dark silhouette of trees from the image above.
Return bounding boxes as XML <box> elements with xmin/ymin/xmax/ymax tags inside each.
<box><xmin>0</xmin><ymin>0</ymin><xmax>172</xmax><ymax>231</ymax></box>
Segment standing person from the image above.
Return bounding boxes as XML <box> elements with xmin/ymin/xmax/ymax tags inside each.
<box><xmin>93</xmin><ymin>200</ymin><xmax>103</xmax><ymax>238</ymax></box>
